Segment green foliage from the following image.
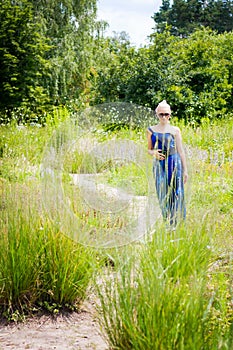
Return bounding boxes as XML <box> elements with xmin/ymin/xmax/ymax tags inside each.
<box><xmin>135</xmin><ymin>28</ymin><xmax>232</xmax><ymax>122</ymax></box>
<box><xmin>1</xmin><ymin>0</ymin><xmax>233</xmax><ymax>125</ymax></box>
<box><xmin>91</xmin><ymin>27</ymin><xmax>233</xmax><ymax>123</ymax></box>
<box><xmin>35</xmin><ymin>0</ymin><xmax>97</xmax><ymax>106</ymax></box>
<box><xmin>124</xmin><ymin>47</ymin><xmax>161</xmax><ymax>107</ymax></box>
<box><xmin>153</xmin><ymin>0</ymin><xmax>233</xmax><ymax>37</ymax></box>
<box><xmin>0</xmin><ymin>0</ymin><xmax>51</xmax><ymax>122</ymax></box>
<box><xmin>90</xmin><ymin>33</ymin><xmax>138</xmax><ymax>104</ymax></box>
<box><xmin>91</xmin><ymin>28</ymin><xmax>177</xmax><ymax>107</ymax></box>
<box><xmin>163</xmin><ymin>28</ymin><xmax>233</xmax><ymax>122</ymax></box>
<box><xmin>0</xmin><ymin>0</ymin><xmax>98</xmax><ymax>123</ymax></box>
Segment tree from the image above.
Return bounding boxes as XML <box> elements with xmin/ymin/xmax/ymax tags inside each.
<box><xmin>160</xmin><ymin>28</ymin><xmax>233</xmax><ymax>121</ymax></box>
<box><xmin>126</xmin><ymin>28</ymin><xmax>232</xmax><ymax>122</ymax></box>
<box><xmin>153</xmin><ymin>0</ymin><xmax>171</xmax><ymax>33</ymax></box>
<box><xmin>30</xmin><ymin>0</ymin><xmax>98</xmax><ymax>106</ymax></box>
<box><xmin>0</xmin><ymin>0</ymin><xmax>51</xmax><ymax>118</ymax></box>
<box><xmin>153</xmin><ymin>0</ymin><xmax>233</xmax><ymax>37</ymax></box>
<box><xmin>202</xmin><ymin>0</ymin><xmax>233</xmax><ymax>33</ymax></box>
<box><xmin>90</xmin><ymin>32</ymin><xmax>138</xmax><ymax>104</ymax></box>
<box><xmin>126</xmin><ymin>29</ymin><xmax>179</xmax><ymax>107</ymax></box>
<box><xmin>0</xmin><ymin>0</ymin><xmax>98</xmax><ymax>123</ymax></box>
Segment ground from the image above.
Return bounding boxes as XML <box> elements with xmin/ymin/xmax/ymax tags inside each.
<box><xmin>0</xmin><ymin>299</ymin><xmax>108</xmax><ymax>350</ymax></box>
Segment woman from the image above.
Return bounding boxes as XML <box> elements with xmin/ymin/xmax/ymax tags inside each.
<box><xmin>147</xmin><ymin>100</ymin><xmax>188</xmax><ymax>227</ymax></box>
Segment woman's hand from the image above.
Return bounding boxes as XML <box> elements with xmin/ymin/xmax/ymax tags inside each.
<box><xmin>183</xmin><ymin>171</ymin><xmax>188</xmax><ymax>184</ymax></box>
<box><xmin>148</xmin><ymin>149</ymin><xmax>165</xmax><ymax>160</ymax></box>
<box><xmin>153</xmin><ymin>149</ymin><xmax>166</xmax><ymax>160</ymax></box>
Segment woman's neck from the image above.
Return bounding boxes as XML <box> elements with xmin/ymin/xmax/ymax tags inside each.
<box><xmin>157</xmin><ymin>122</ymin><xmax>170</xmax><ymax>130</ymax></box>
<box><xmin>153</xmin><ymin>122</ymin><xmax>176</xmax><ymax>134</ymax></box>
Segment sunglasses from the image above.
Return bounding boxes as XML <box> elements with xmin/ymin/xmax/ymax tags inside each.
<box><xmin>158</xmin><ymin>113</ymin><xmax>170</xmax><ymax>117</ymax></box>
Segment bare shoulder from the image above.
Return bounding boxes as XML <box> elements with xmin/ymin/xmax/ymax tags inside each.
<box><xmin>147</xmin><ymin>125</ymin><xmax>156</xmax><ymax>134</ymax></box>
<box><xmin>167</xmin><ymin>125</ymin><xmax>180</xmax><ymax>136</ymax></box>
<box><xmin>172</xmin><ymin>126</ymin><xmax>181</xmax><ymax>136</ymax></box>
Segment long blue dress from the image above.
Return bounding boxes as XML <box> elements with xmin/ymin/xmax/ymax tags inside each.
<box><xmin>148</xmin><ymin>128</ymin><xmax>186</xmax><ymax>226</ymax></box>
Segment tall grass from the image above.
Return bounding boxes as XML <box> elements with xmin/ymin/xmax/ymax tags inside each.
<box><xmin>177</xmin><ymin>116</ymin><xmax>233</xmax><ymax>161</ymax></box>
<box><xmin>0</xmin><ymin>111</ymin><xmax>232</xmax><ymax>343</ymax></box>
<box><xmin>95</xmin><ymin>117</ymin><xmax>233</xmax><ymax>349</ymax></box>
<box><xmin>0</xmin><ymin>155</ymin><xmax>97</xmax><ymax>321</ymax></box>
<box><xmin>0</xmin><ymin>113</ymin><xmax>110</xmax><ymax>321</ymax></box>
<box><xmin>96</xmin><ymin>218</ymin><xmax>233</xmax><ymax>349</ymax></box>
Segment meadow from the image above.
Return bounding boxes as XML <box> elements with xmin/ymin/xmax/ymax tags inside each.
<box><xmin>0</xmin><ymin>109</ymin><xmax>233</xmax><ymax>349</ymax></box>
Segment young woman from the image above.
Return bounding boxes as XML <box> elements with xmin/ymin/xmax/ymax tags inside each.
<box><xmin>147</xmin><ymin>100</ymin><xmax>188</xmax><ymax>227</ymax></box>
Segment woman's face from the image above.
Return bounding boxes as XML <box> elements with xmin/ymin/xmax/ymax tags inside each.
<box><xmin>156</xmin><ymin>106</ymin><xmax>171</xmax><ymax>122</ymax></box>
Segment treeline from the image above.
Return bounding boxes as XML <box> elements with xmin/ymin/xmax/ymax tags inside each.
<box><xmin>154</xmin><ymin>0</ymin><xmax>233</xmax><ymax>36</ymax></box>
<box><xmin>93</xmin><ymin>28</ymin><xmax>233</xmax><ymax>122</ymax></box>
<box><xmin>0</xmin><ymin>0</ymin><xmax>232</xmax><ymax>124</ymax></box>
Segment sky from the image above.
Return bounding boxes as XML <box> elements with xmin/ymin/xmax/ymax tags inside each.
<box><xmin>97</xmin><ymin>0</ymin><xmax>162</xmax><ymax>47</ymax></box>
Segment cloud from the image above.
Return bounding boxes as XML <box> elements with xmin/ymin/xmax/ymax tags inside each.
<box><xmin>97</xmin><ymin>0</ymin><xmax>162</xmax><ymax>46</ymax></box>
<box><xmin>98</xmin><ymin>0</ymin><xmax>160</xmax><ymax>13</ymax></box>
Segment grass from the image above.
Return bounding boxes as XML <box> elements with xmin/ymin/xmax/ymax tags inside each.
<box><xmin>0</xmin><ymin>179</ymin><xmax>98</xmax><ymax>321</ymax></box>
<box><xmin>96</xmin><ymin>218</ymin><xmax>233</xmax><ymax>349</ymax></box>
<box><xmin>0</xmin><ymin>112</ymin><xmax>232</xmax><ymax>349</ymax></box>
<box><xmin>94</xmin><ymin>117</ymin><xmax>233</xmax><ymax>349</ymax></box>
<box><xmin>177</xmin><ymin>116</ymin><xmax>233</xmax><ymax>161</ymax></box>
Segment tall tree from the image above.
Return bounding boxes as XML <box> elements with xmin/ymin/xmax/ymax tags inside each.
<box><xmin>0</xmin><ymin>0</ymin><xmax>51</xmax><ymax>118</ymax></box>
<box><xmin>153</xmin><ymin>0</ymin><xmax>233</xmax><ymax>37</ymax></box>
<box><xmin>153</xmin><ymin>0</ymin><xmax>171</xmax><ymax>33</ymax></box>
<box><xmin>0</xmin><ymin>0</ymin><xmax>98</xmax><ymax>122</ymax></box>
<box><xmin>30</xmin><ymin>0</ymin><xmax>98</xmax><ymax>105</ymax></box>
<box><xmin>202</xmin><ymin>0</ymin><xmax>233</xmax><ymax>33</ymax></box>
<box><xmin>90</xmin><ymin>32</ymin><xmax>137</xmax><ymax>105</ymax></box>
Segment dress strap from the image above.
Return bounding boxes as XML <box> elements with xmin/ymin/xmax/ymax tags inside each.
<box><xmin>148</xmin><ymin>127</ymin><xmax>154</xmax><ymax>133</ymax></box>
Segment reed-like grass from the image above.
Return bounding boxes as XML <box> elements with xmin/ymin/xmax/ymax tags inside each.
<box><xmin>1</xmin><ymin>111</ymin><xmax>232</xmax><ymax>344</ymax></box>
<box><xmin>0</xmin><ymin>181</ymin><xmax>97</xmax><ymax>321</ymax></box>
<box><xmin>177</xmin><ymin>116</ymin><xmax>233</xmax><ymax>161</ymax></box>
<box><xmin>95</xmin><ymin>118</ymin><xmax>233</xmax><ymax>349</ymax></box>
<box><xmin>96</xmin><ymin>218</ymin><xmax>233</xmax><ymax>350</ymax></box>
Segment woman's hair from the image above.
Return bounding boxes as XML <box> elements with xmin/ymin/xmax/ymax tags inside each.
<box><xmin>155</xmin><ymin>100</ymin><xmax>171</xmax><ymax>114</ymax></box>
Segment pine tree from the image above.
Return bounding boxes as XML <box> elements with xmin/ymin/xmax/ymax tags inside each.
<box><xmin>153</xmin><ymin>0</ymin><xmax>233</xmax><ymax>36</ymax></box>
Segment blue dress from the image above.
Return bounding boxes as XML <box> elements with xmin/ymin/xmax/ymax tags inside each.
<box><xmin>148</xmin><ymin>128</ymin><xmax>186</xmax><ymax>226</ymax></box>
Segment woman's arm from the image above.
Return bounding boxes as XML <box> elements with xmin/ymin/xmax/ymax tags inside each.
<box><xmin>175</xmin><ymin>127</ymin><xmax>188</xmax><ymax>183</ymax></box>
<box><xmin>147</xmin><ymin>129</ymin><xmax>165</xmax><ymax>160</ymax></box>
<box><xmin>147</xmin><ymin>129</ymin><xmax>154</xmax><ymax>156</ymax></box>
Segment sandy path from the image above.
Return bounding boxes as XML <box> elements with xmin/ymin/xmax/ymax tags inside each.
<box><xmin>0</xmin><ymin>300</ymin><xmax>108</xmax><ymax>350</ymax></box>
